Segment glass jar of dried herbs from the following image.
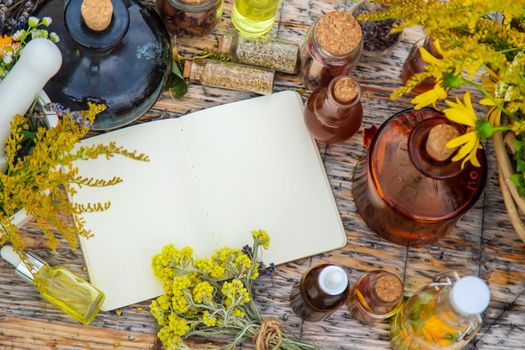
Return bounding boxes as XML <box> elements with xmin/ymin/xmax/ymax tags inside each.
<box><xmin>157</xmin><ymin>0</ymin><xmax>224</xmax><ymax>37</ymax></box>
<box><xmin>299</xmin><ymin>11</ymin><xmax>363</xmax><ymax>90</ymax></box>
<box><xmin>351</xmin><ymin>1</ymin><xmax>402</xmax><ymax>57</ymax></box>
<box><xmin>184</xmin><ymin>59</ymin><xmax>274</xmax><ymax>94</ymax></box>
<box><xmin>218</xmin><ymin>33</ymin><xmax>299</xmax><ymax>74</ymax></box>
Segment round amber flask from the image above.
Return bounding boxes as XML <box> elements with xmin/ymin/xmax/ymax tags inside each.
<box><xmin>352</xmin><ymin>109</ymin><xmax>487</xmax><ymax>247</ymax></box>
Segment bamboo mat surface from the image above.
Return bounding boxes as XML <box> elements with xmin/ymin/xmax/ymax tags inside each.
<box><xmin>1</xmin><ymin>0</ymin><xmax>524</xmax><ymax>349</ymax></box>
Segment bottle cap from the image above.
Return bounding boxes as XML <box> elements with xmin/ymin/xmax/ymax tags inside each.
<box><xmin>0</xmin><ymin>245</ymin><xmax>45</xmax><ymax>283</ymax></box>
<box><xmin>449</xmin><ymin>276</ymin><xmax>490</xmax><ymax>316</ymax></box>
<box><xmin>318</xmin><ymin>265</ymin><xmax>348</xmax><ymax>296</ymax></box>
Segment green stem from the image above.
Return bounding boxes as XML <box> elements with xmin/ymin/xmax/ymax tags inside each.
<box><xmin>461</xmin><ymin>79</ymin><xmax>519</xmax><ymax>122</ymax></box>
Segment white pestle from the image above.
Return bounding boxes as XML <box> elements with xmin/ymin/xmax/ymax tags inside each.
<box><xmin>0</xmin><ymin>38</ymin><xmax>62</xmax><ymax>173</ymax></box>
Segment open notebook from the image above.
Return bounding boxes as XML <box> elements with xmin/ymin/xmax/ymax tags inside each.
<box><xmin>75</xmin><ymin>91</ymin><xmax>347</xmax><ymax>311</ymax></box>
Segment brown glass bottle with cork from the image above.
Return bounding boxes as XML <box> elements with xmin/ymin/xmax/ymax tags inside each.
<box><xmin>290</xmin><ymin>264</ymin><xmax>351</xmax><ymax>322</ymax></box>
<box><xmin>304</xmin><ymin>75</ymin><xmax>363</xmax><ymax>143</ymax></box>
<box><xmin>401</xmin><ymin>36</ymin><xmax>441</xmax><ymax>94</ymax></box>
<box><xmin>352</xmin><ymin>109</ymin><xmax>487</xmax><ymax>247</ymax></box>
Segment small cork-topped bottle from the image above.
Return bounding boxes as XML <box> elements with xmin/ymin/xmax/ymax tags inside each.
<box><xmin>300</xmin><ymin>11</ymin><xmax>363</xmax><ymax>90</ymax></box>
<box><xmin>352</xmin><ymin>109</ymin><xmax>487</xmax><ymax>247</ymax></box>
<box><xmin>218</xmin><ymin>33</ymin><xmax>299</xmax><ymax>74</ymax></box>
<box><xmin>290</xmin><ymin>264</ymin><xmax>351</xmax><ymax>322</ymax></box>
<box><xmin>347</xmin><ymin>270</ymin><xmax>404</xmax><ymax>324</ymax></box>
<box><xmin>401</xmin><ymin>36</ymin><xmax>441</xmax><ymax>94</ymax></box>
<box><xmin>304</xmin><ymin>75</ymin><xmax>363</xmax><ymax>144</ymax></box>
<box><xmin>184</xmin><ymin>59</ymin><xmax>274</xmax><ymax>95</ymax></box>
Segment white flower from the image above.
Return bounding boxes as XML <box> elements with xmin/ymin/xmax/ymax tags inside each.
<box><xmin>28</xmin><ymin>16</ymin><xmax>39</xmax><ymax>27</ymax></box>
<box><xmin>42</xmin><ymin>17</ymin><xmax>52</xmax><ymax>26</ymax></box>
<box><xmin>12</xmin><ymin>30</ymin><xmax>23</xmax><ymax>41</ymax></box>
<box><xmin>3</xmin><ymin>55</ymin><xmax>13</xmax><ymax>64</ymax></box>
<box><xmin>50</xmin><ymin>32</ymin><xmax>60</xmax><ymax>43</ymax></box>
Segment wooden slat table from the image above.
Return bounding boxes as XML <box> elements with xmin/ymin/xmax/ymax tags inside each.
<box><xmin>1</xmin><ymin>1</ymin><xmax>524</xmax><ymax>349</ymax></box>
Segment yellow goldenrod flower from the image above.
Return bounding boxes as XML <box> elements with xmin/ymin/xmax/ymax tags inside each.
<box><xmin>443</xmin><ymin>91</ymin><xmax>482</xmax><ymax>168</ymax></box>
<box><xmin>251</xmin><ymin>229</ymin><xmax>270</xmax><ymax>249</ymax></box>
<box><xmin>411</xmin><ymin>82</ymin><xmax>448</xmax><ymax>109</ymax></box>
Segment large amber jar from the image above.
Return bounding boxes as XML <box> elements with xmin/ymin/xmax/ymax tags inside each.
<box><xmin>352</xmin><ymin>109</ymin><xmax>487</xmax><ymax>247</ymax></box>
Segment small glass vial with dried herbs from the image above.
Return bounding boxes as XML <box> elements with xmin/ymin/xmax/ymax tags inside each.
<box><xmin>290</xmin><ymin>264</ymin><xmax>351</xmax><ymax>322</ymax></box>
<box><xmin>184</xmin><ymin>59</ymin><xmax>274</xmax><ymax>95</ymax></box>
<box><xmin>157</xmin><ymin>0</ymin><xmax>224</xmax><ymax>37</ymax></box>
<box><xmin>218</xmin><ymin>33</ymin><xmax>299</xmax><ymax>74</ymax></box>
<box><xmin>347</xmin><ymin>270</ymin><xmax>404</xmax><ymax>324</ymax></box>
<box><xmin>300</xmin><ymin>11</ymin><xmax>363</xmax><ymax>90</ymax></box>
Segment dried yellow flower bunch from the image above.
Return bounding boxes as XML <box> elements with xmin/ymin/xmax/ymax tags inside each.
<box><xmin>0</xmin><ymin>103</ymin><xmax>149</xmax><ymax>253</ymax></box>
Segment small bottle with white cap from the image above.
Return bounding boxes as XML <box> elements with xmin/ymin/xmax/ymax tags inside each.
<box><xmin>0</xmin><ymin>245</ymin><xmax>105</xmax><ymax>324</ymax></box>
<box><xmin>290</xmin><ymin>264</ymin><xmax>351</xmax><ymax>322</ymax></box>
<box><xmin>391</xmin><ymin>271</ymin><xmax>491</xmax><ymax>350</ymax></box>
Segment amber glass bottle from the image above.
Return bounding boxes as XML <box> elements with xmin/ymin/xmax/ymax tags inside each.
<box><xmin>401</xmin><ymin>36</ymin><xmax>441</xmax><ymax>94</ymax></box>
<box><xmin>352</xmin><ymin>109</ymin><xmax>487</xmax><ymax>247</ymax></box>
<box><xmin>303</xmin><ymin>75</ymin><xmax>363</xmax><ymax>144</ymax></box>
<box><xmin>347</xmin><ymin>270</ymin><xmax>404</xmax><ymax>324</ymax></box>
<box><xmin>290</xmin><ymin>264</ymin><xmax>350</xmax><ymax>322</ymax></box>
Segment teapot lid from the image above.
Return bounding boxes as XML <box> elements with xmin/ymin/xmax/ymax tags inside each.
<box><xmin>369</xmin><ymin>108</ymin><xmax>487</xmax><ymax>221</ymax></box>
<box><xmin>35</xmin><ymin>0</ymin><xmax>171</xmax><ymax>130</ymax></box>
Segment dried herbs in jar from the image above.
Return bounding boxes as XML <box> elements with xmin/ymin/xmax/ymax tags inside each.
<box><xmin>157</xmin><ymin>0</ymin><xmax>223</xmax><ymax>37</ymax></box>
<box><xmin>352</xmin><ymin>0</ymin><xmax>402</xmax><ymax>57</ymax></box>
<box><xmin>184</xmin><ymin>59</ymin><xmax>274</xmax><ymax>95</ymax></box>
<box><xmin>218</xmin><ymin>33</ymin><xmax>299</xmax><ymax>74</ymax></box>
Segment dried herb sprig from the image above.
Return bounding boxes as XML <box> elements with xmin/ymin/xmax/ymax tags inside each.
<box><xmin>0</xmin><ymin>103</ymin><xmax>149</xmax><ymax>254</ymax></box>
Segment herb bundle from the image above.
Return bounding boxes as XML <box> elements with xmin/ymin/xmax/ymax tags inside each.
<box><xmin>150</xmin><ymin>230</ymin><xmax>319</xmax><ymax>350</ymax></box>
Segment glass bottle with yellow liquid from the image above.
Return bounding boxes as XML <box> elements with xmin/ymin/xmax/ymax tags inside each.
<box><xmin>391</xmin><ymin>272</ymin><xmax>490</xmax><ymax>350</ymax></box>
<box><xmin>231</xmin><ymin>0</ymin><xmax>281</xmax><ymax>36</ymax></box>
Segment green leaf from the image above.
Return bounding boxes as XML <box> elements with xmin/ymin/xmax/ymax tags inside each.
<box><xmin>517</xmin><ymin>160</ymin><xmax>525</xmax><ymax>173</ymax></box>
<box><xmin>510</xmin><ymin>173</ymin><xmax>524</xmax><ymax>187</ymax></box>
<box><xmin>166</xmin><ymin>60</ymin><xmax>188</xmax><ymax>98</ymax></box>
<box><xmin>172</xmin><ymin>60</ymin><xmax>184</xmax><ymax>80</ymax></box>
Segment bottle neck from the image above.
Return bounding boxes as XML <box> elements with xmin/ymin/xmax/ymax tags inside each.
<box><xmin>313</xmin><ymin>78</ymin><xmax>361</xmax><ymax>127</ymax></box>
<box><xmin>436</xmin><ymin>286</ymin><xmax>476</xmax><ymax>326</ymax></box>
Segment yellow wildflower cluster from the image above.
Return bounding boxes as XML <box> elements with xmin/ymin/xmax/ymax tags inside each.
<box><xmin>0</xmin><ymin>103</ymin><xmax>149</xmax><ymax>255</ymax></box>
<box><xmin>150</xmin><ymin>231</ymin><xmax>279</xmax><ymax>350</ymax></box>
<box><xmin>367</xmin><ymin>0</ymin><xmax>525</xmax><ymax>168</ymax></box>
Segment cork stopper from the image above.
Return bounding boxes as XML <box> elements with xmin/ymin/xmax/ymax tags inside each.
<box><xmin>218</xmin><ymin>34</ymin><xmax>233</xmax><ymax>54</ymax></box>
<box><xmin>426</xmin><ymin>124</ymin><xmax>460</xmax><ymax>162</ymax></box>
<box><xmin>333</xmin><ymin>76</ymin><xmax>359</xmax><ymax>103</ymax></box>
<box><xmin>183</xmin><ymin>61</ymin><xmax>193</xmax><ymax>79</ymax></box>
<box><xmin>374</xmin><ymin>274</ymin><xmax>403</xmax><ymax>303</ymax></box>
<box><xmin>81</xmin><ymin>0</ymin><xmax>113</xmax><ymax>31</ymax></box>
<box><xmin>316</xmin><ymin>11</ymin><xmax>362</xmax><ymax>56</ymax></box>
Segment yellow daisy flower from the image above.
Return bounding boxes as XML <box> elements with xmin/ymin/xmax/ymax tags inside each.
<box><xmin>479</xmin><ymin>67</ymin><xmax>504</xmax><ymax>126</ymax></box>
<box><xmin>411</xmin><ymin>82</ymin><xmax>448</xmax><ymax>110</ymax></box>
<box><xmin>443</xmin><ymin>91</ymin><xmax>482</xmax><ymax>168</ymax></box>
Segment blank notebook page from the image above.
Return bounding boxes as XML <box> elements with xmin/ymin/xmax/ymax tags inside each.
<box><xmin>74</xmin><ymin>91</ymin><xmax>347</xmax><ymax>311</ymax></box>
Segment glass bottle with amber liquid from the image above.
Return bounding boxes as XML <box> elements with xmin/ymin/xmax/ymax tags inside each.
<box><xmin>290</xmin><ymin>264</ymin><xmax>350</xmax><ymax>322</ymax></box>
<box><xmin>304</xmin><ymin>75</ymin><xmax>363</xmax><ymax>144</ymax></box>
<box><xmin>401</xmin><ymin>36</ymin><xmax>441</xmax><ymax>94</ymax></box>
<box><xmin>352</xmin><ymin>109</ymin><xmax>487</xmax><ymax>247</ymax></box>
<box><xmin>347</xmin><ymin>270</ymin><xmax>404</xmax><ymax>324</ymax></box>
